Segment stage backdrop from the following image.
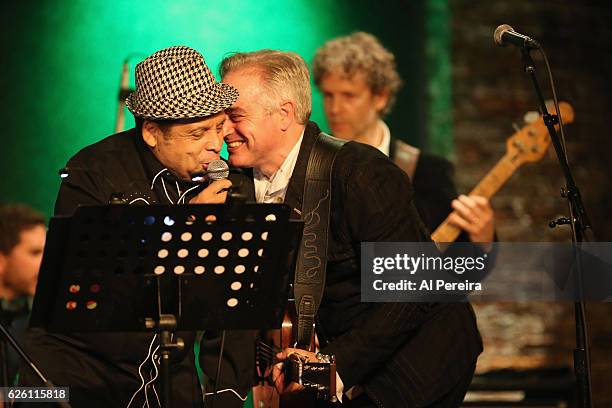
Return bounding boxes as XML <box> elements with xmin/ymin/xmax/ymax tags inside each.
<box><xmin>0</xmin><ymin>0</ymin><xmax>450</xmax><ymax>217</ymax></box>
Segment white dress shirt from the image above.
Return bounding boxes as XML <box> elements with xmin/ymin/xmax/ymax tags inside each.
<box><xmin>374</xmin><ymin>120</ymin><xmax>391</xmax><ymax>157</ymax></box>
<box><xmin>252</xmin><ymin>131</ymin><xmax>347</xmax><ymax>401</ymax></box>
<box><xmin>254</xmin><ymin>133</ymin><xmax>304</xmax><ymax>204</ymax></box>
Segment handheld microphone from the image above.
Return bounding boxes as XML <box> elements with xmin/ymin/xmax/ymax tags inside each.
<box><xmin>191</xmin><ymin>160</ymin><xmax>250</xmax><ymax>203</ymax></box>
<box><xmin>191</xmin><ymin>160</ymin><xmax>229</xmax><ymax>182</ymax></box>
<box><xmin>493</xmin><ymin>24</ymin><xmax>540</xmax><ymax>49</ymax></box>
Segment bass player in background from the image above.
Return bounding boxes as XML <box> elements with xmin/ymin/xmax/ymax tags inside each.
<box><xmin>313</xmin><ymin>32</ymin><xmax>495</xmax><ymax>245</ymax></box>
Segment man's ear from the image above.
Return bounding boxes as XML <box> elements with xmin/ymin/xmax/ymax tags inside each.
<box><xmin>373</xmin><ymin>88</ymin><xmax>391</xmax><ymax>115</ymax></box>
<box><xmin>279</xmin><ymin>100</ymin><xmax>296</xmax><ymax>131</ymax></box>
<box><xmin>142</xmin><ymin>121</ymin><xmax>161</xmax><ymax>149</ymax></box>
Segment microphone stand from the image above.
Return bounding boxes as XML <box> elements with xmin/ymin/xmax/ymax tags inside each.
<box><xmin>0</xmin><ymin>321</ymin><xmax>72</xmax><ymax>408</ymax></box>
<box><xmin>115</xmin><ymin>60</ymin><xmax>130</xmax><ymax>133</ymax></box>
<box><xmin>520</xmin><ymin>47</ymin><xmax>593</xmax><ymax>408</ymax></box>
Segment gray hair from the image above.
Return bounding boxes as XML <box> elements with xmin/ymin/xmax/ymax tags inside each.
<box><xmin>220</xmin><ymin>50</ymin><xmax>312</xmax><ymax>124</ymax></box>
<box><xmin>312</xmin><ymin>32</ymin><xmax>403</xmax><ymax>115</ymax></box>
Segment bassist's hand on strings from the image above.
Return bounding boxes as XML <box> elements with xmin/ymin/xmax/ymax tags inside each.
<box><xmin>448</xmin><ymin>194</ymin><xmax>495</xmax><ymax>248</ymax></box>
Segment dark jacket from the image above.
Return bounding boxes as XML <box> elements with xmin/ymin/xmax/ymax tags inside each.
<box><xmin>281</xmin><ymin>123</ymin><xmax>483</xmax><ymax>407</ymax></box>
<box><xmin>19</xmin><ymin>128</ymin><xmax>251</xmax><ymax>408</ymax></box>
<box><xmin>389</xmin><ymin>136</ymin><xmax>470</xmax><ymax>242</ymax></box>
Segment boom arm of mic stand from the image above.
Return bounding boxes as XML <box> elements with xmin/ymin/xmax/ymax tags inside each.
<box><xmin>115</xmin><ymin>61</ymin><xmax>130</xmax><ymax>134</ymax></box>
<box><xmin>0</xmin><ymin>322</ymin><xmax>72</xmax><ymax>408</ymax></box>
<box><xmin>520</xmin><ymin>46</ymin><xmax>593</xmax><ymax>408</ymax></box>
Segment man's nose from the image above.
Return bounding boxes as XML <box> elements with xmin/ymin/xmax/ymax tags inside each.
<box><xmin>223</xmin><ymin>113</ymin><xmax>236</xmax><ymax>137</ymax></box>
<box><xmin>206</xmin><ymin>135</ymin><xmax>223</xmax><ymax>153</ymax></box>
<box><xmin>326</xmin><ymin>97</ymin><xmax>341</xmax><ymax>115</ymax></box>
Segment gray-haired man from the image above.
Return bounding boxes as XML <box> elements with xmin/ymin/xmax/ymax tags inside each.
<box><xmin>222</xmin><ymin>49</ymin><xmax>482</xmax><ymax>407</ymax></box>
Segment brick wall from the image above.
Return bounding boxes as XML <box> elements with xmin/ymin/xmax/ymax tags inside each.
<box><xmin>450</xmin><ymin>0</ymin><xmax>612</xmax><ymax>405</ymax></box>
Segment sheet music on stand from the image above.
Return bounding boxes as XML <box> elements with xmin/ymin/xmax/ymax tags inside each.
<box><xmin>28</xmin><ymin>203</ymin><xmax>303</xmax><ymax>408</ymax></box>
<box><xmin>31</xmin><ymin>203</ymin><xmax>302</xmax><ymax>332</ymax></box>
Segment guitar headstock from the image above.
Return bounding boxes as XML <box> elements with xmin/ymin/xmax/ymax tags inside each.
<box><xmin>506</xmin><ymin>101</ymin><xmax>574</xmax><ymax>165</ymax></box>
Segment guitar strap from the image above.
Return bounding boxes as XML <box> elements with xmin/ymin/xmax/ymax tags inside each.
<box><xmin>293</xmin><ymin>132</ymin><xmax>346</xmax><ymax>348</ymax></box>
<box><xmin>392</xmin><ymin>138</ymin><xmax>421</xmax><ymax>180</ymax></box>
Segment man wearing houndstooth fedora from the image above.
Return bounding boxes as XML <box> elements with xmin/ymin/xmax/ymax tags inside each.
<box><xmin>18</xmin><ymin>46</ymin><xmax>254</xmax><ymax>408</ymax></box>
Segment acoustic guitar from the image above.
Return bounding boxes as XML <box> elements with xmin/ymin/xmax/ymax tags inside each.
<box><xmin>252</xmin><ymin>300</ymin><xmax>336</xmax><ymax>408</ymax></box>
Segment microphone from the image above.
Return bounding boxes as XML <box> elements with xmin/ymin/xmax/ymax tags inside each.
<box><xmin>118</xmin><ymin>60</ymin><xmax>130</xmax><ymax>101</ymax></box>
<box><xmin>191</xmin><ymin>160</ymin><xmax>229</xmax><ymax>182</ymax></box>
<box><xmin>493</xmin><ymin>24</ymin><xmax>540</xmax><ymax>49</ymax></box>
<box><xmin>114</xmin><ymin>60</ymin><xmax>131</xmax><ymax>133</ymax></box>
<box><xmin>191</xmin><ymin>160</ymin><xmax>251</xmax><ymax>203</ymax></box>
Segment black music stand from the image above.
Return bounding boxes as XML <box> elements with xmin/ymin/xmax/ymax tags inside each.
<box><xmin>30</xmin><ymin>203</ymin><xmax>303</xmax><ymax>408</ymax></box>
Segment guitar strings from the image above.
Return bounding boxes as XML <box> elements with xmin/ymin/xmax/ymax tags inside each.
<box><xmin>256</xmin><ymin>341</ymin><xmax>282</xmax><ymax>360</ymax></box>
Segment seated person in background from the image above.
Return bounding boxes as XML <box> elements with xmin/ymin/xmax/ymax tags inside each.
<box><xmin>0</xmin><ymin>203</ymin><xmax>46</xmax><ymax>386</ymax></box>
<box><xmin>313</xmin><ymin>32</ymin><xmax>495</xmax><ymax>244</ymax></box>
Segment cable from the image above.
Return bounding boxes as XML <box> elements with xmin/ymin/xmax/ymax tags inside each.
<box><xmin>204</xmin><ymin>388</ymin><xmax>248</xmax><ymax>402</ymax></box>
<box><xmin>143</xmin><ymin>348</ymin><xmax>161</xmax><ymax>408</ymax></box>
<box><xmin>209</xmin><ymin>331</ymin><xmax>226</xmax><ymax>408</ymax></box>
<box><xmin>537</xmin><ymin>48</ymin><xmax>569</xmax><ymax>160</ymax></box>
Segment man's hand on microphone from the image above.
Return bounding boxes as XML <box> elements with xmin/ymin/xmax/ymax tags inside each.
<box><xmin>189</xmin><ymin>179</ymin><xmax>232</xmax><ymax>204</ymax></box>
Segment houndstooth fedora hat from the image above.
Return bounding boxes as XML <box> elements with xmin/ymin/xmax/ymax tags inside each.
<box><xmin>126</xmin><ymin>46</ymin><xmax>238</xmax><ymax>120</ymax></box>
